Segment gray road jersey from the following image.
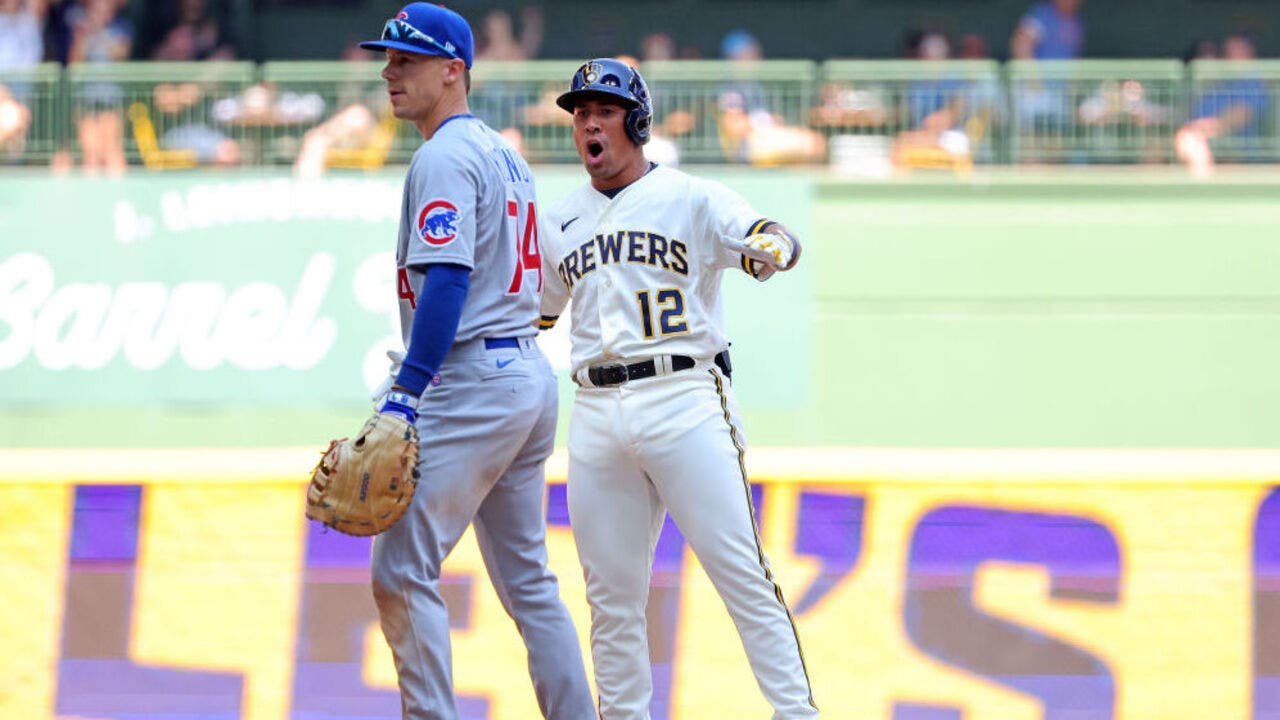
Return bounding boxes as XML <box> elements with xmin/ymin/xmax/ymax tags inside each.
<box><xmin>395</xmin><ymin>115</ymin><xmax>542</xmax><ymax>350</ymax></box>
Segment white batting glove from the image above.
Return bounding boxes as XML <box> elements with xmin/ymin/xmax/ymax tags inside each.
<box><xmin>370</xmin><ymin>349</ymin><xmax>406</xmax><ymax>408</ymax></box>
<box><xmin>742</xmin><ymin>232</ymin><xmax>795</xmax><ymax>270</ymax></box>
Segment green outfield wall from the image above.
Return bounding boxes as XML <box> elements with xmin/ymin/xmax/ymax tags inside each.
<box><xmin>808</xmin><ymin>173</ymin><xmax>1280</xmax><ymax>448</ymax></box>
<box><xmin>0</xmin><ymin>168</ymin><xmax>1277</xmax><ymax>448</ymax></box>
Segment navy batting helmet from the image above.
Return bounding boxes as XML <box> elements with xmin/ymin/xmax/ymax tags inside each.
<box><xmin>556</xmin><ymin>58</ymin><xmax>653</xmax><ymax>146</ymax></box>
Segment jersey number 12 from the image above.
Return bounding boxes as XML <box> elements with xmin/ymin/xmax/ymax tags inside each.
<box><xmin>637</xmin><ymin>288</ymin><xmax>689</xmax><ymax>338</ymax></box>
<box><xmin>507</xmin><ymin>200</ymin><xmax>542</xmax><ymax>294</ymax></box>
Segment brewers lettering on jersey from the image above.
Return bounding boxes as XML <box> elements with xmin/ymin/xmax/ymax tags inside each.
<box><xmin>554</xmin><ymin>230</ymin><xmax>689</xmax><ymax>291</ymax></box>
<box><xmin>354</xmin><ymin>6</ymin><xmax>594</xmax><ymax>720</ymax></box>
<box><xmin>540</xmin><ymin>58</ymin><xmax>818</xmax><ymax>720</ymax></box>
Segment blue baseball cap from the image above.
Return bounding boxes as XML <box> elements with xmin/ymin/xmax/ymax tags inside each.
<box><xmin>720</xmin><ymin>29</ymin><xmax>760</xmax><ymax>59</ymax></box>
<box><xmin>360</xmin><ymin>3</ymin><xmax>474</xmax><ymax>69</ymax></box>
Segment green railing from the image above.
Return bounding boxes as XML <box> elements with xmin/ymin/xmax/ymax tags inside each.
<box><xmin>470</xmin><ymin>60</ymin><xmax>581</xmax><ymax>164</ymax></box>
<box><xmin>1187</xmin><ymin>59</ymin><xmax>1280</xmax><ymax>163</ymax></box>
<box><xmin>0</xmin><ymin>63</ymin><xmax>62</xmax><ymax>164</ymax></box>
<box><xmin>1</xmin><ymin>59</ymin><xmax>1278</xmax><ymax>168</ymax></box>
<box><xmin>644</xmin><ymin>59</ymin><xmax>818</xmax><ymax>164</ymax></box>
<box><xmin>819</xmin><ymin>59</ymin><xmax>1003</xmax><ymax>162</ymax></box>
<box><xmin>258</xmin><ymin>60</ymin><xmax>404</xmax><ymax>165</ymax></box>
<box><xmin>1006</xmin><ymin>59</ymin><xmax>1186</xmax><ymax>164</ymax></box>
<box><xmin>66</xmin><ymin>61</ymin><xmax>257</xmax><ymax>167</ymax></box>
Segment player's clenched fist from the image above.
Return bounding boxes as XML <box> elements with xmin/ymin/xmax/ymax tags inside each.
<box><xmin>721</xmin><ymin>222</ymin><xmax>802</xmax><ymax>280</ymax></box>
<box><xmin>742</xmin><ymin>230</ymin><xmax>796</xmax><ymax>270</ymax></box>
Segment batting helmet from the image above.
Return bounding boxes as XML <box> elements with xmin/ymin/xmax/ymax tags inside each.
<box><xmin>556</xmin><ymin>58</ymin><xmax>653</xmax><ymax>146</ymax></box>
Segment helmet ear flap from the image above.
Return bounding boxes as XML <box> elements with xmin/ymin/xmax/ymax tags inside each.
<box><xmin>626</xmin><ymin>106</ymin><xmax>652</xmax><ymax>145</ymax></box>
<box><xmin>624</xmin><ymin>66</ymin><xmax>653</xmax><ymax>146</ymax></box>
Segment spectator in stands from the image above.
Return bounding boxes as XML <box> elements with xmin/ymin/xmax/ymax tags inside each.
<box><xmin>1009</xmin><ymin>0</ymin><xmax>1084</xmax><ymax>147</ymax></box>
<box><xmin>471</xmin><ymin>7</ymin><xmax>544</xmax><ymax>155</ymax></box>
<box><xmin>905</xmin><ymin>36</ymin><xmax>958</xmax><ymax>121</ymax></box>
<box><xmin>0</xmin><ymin>84</ymin><xmax>31</xmax><ymax>150</ymax></box>
<box><xmin>606</xmin><ymin>53</ymin><xmax>682</xmax><ymax>167</ymax></box>
<box><xmin>151</xmin><ymin>79</ymin><xmax>240</xmax><ymax>166</ymax></box>
<box><xmin>633</xmin><ymin>34</ymin><xmax>695</xmax><ymax>166</ymax></box>
<box><xmin>716</xmin><ymin>28</ymin><xmax>825</xmax><ymax>165</ymax></box>
<box><xmin>1176</xmin><ymin>33</ymin><xmax>1270</xmax><ymax>178</ymax></box>
<box><xmin>0</xmin><ymin>0</ymin><xmax>45</xmax><ymax>153</ymax></box>
<box><xmin>294</xmin><ymin>42</ymin><xmax>391</xmax><ymax>179</ymax></box>
<box><xmin>641</xmin><ymin>31</ymin><xmax>676</xmax><ymax>63</ymax></box>
<box><xmin>958</xmin><ymin>32</ymin><xmax>988</xmax><ymax>61</ymax></box>
<box><xmin>67</xmin><ymin>0</ymin><xmax>131</xmax><ymax>176</ymax></box>
<box><xmin>475</xmin><ymin>7</ymin><xmax>542</xmax><ymax>62</ymax></box>
<box><xmin>133</xmin><ymin>0</ymin><xmax>243</xmax><ymax>167</ymax></box>
<box><xmin>1076</xmin><ymin>78</ymin><xmax>1167</xmax><ymax>132</ymax></box>
<box><xmin>889</xmin><ymin>30</ymin><xmax>980</xmax><ymax>169</ymax></box>
<box><xmin>1076</xmin><ymin>35</ymin><xmax>1170</xmax><ymax>148</ymax></box>
<box><xmin>1183</xmin><ymin>37</ymin><xmax>1218</xmax><ymax>64</ymax></box>
<box><xmin>1010</xmin><ymin>0</ymin><xmax>1084</xmax><ymax>61</ymax></box>
<box><xmin>958</xmin><ymin>32</ymin><xmax>1004</xmax><ymax>120</ymax></box>
<box><xmin>147</xmin><ymin>0</ymin><xmax>234</xmax><ymax>61</ymax></box>
<box><xmin>0</xmin><ymin>0</ymin><xmax>43</xmax><ymax>72</ymax></box>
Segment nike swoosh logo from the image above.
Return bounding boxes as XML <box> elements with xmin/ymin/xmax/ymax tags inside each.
<box><xmin>496</xmin><ymin>358</ymin><xmax>515</xmax><ymax>369</ymax></box>
<box><xmin>560</xmin><ymin>217</ymin><xmax>579</xmax><ymax>232</ymax></box>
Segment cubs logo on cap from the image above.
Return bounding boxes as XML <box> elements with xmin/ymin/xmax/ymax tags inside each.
<box><xmin>417</xmin><ymin>199</ymin><xmax>460</xmax><ymax>245</ymax></box>
<box><xmin>359</xmin><ymin>3</ymin><xmax>474</xmax><ymax>69</ymax></box>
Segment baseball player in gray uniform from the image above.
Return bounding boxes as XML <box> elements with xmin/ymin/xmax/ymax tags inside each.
<box><xmin>538</xmin><ymin>58</ymin><xmax>819</xmax><ymax>719</ymax></box>
<box><xmin>358</xmin><ymin>6</ymin><xmax>594</xmax><ymax>719</ymax></box>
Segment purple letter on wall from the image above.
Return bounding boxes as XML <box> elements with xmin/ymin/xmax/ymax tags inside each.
<box><xmin>899</xmin><ymin>506</ymin><xmax>1121</xmax><ymax>720</ymax></box>
<box><xmin>1255</xmin><ymin>487</ymin><xmax>1280</xmax><ymax>720</ymax></box>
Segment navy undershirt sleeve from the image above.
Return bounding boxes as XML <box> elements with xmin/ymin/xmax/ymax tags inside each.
<box><xmin>395</xmin><ymin>263</ymin><xmax>471</xmax><ymax>396</ymax></box>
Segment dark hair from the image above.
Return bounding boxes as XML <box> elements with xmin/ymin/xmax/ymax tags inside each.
<box><xmin>900</xmin><ymin>28</ymin><xmax>925</xmax><ymax>58</ymax></box>
<box><xmin>1181</xmin><ymin>37</ymin><xmax>1216</xmax><ymax>63</ymax></box>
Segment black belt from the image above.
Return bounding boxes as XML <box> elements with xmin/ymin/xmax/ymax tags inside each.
<box><xmin>584</xmin><ymin>350</ymin><xmax>732</xmax><ymax>388</ymax></box>
<box><xmin>587</xmin><ymin>355</ymin><xmax>695</xmax><ymax>387</ymax></box>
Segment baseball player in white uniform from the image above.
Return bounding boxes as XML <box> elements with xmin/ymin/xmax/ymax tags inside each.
<box><xmin>358</xmin><ymin>6</ymin><xmax>595</xmax><ymax>719</ymax></box>
<box><xmin>538</xmin><ymin>58</ymin><xmax>819</xmax><ymax>720</ymax></box>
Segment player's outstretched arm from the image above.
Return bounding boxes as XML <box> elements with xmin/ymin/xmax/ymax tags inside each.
<box><xmin>721</xmin><ymin>220</ymin><xmax>802</xmax><ymax>281</ymax></box>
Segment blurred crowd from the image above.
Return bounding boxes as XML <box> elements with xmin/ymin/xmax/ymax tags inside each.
<box><xmin>0</xmin><ymin>0</ymin><xmax>1273</xmax><ymax>176</ymax></box>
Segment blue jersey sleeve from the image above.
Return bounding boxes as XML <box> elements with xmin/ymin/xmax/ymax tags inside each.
<box><xmin>395</xmin><ymin>263</ymin><xmax>471</xmax><ymax>396</ymax></box>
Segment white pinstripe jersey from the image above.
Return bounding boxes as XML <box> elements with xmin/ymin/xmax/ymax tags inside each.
<box><xmin>539</xmin><ymin>164</ymin><xmax>770</xmax><ymax>375</ymax></box>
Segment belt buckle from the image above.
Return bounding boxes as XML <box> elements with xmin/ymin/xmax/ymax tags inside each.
<box><xmin>591</xmin><ymin>362</ymin><xmax>628</xmax><ymax>387</ymax></box>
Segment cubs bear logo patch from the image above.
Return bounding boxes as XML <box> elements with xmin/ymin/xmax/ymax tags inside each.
<box><xmin>417</xmin><ymin>199</ymin><xmax>460</xmax><ymax>245</ymax></box>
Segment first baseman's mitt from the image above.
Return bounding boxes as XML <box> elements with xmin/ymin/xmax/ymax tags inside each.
<box><xmin>306</xmin><ymin>413</ymin><xmax>420</xmax><ymax>536</ymax></box>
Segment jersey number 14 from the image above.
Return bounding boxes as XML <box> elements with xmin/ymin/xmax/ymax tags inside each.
<box><xmin>506</xmin><ymin>200</ymin><xmax>542</xmax><ymax>294</ymax></box>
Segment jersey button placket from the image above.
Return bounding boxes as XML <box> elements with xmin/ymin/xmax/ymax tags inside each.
<box><xmin>597</xmin><ymin>266</ymin><xmax>616</xmax><ymax>359</ymax></box>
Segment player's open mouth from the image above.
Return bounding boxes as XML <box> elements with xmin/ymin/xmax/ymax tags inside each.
<box><xmin>586</xmin><ymin>140</ymin><xmax>604</xmax><ymax>158</ymax></box>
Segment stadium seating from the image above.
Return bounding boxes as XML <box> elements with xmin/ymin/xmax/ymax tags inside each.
<box><xmin>2</xmin><ymin>59</ymin><xmax>1277</xmax><ymax>168</ymax></box>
